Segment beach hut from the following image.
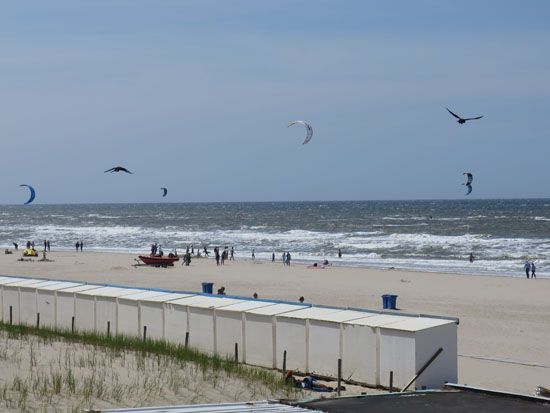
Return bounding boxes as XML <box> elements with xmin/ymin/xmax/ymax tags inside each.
<box><xmin>74</xmin><ymin>286</ymin><xmax>144</xmax><ymax>334</ymax></box>
<box><xmin>17</xmin><ymin>280</ymin><xmax>78</xmax><ymax>327</ymax></box>
<box><xmin>35</xmin><ymin>281</ymin><xmax>83</xmax><ymax>329</ymax></box>
<box><xmin>214</xmin><ymin>300</ymin><xmax>276</xmax><ymax>362</ymax></box>
<box><xmin>116</xmin><ymin>290</ymin><xmax>176</xmax><ymax>338</ymax></box>
<box><xmin>1</xmin><ymin>278</ymin><xmax>46</xmax><ymax>326</ymax></box>
<box><xmin>377</xmin><ymin>317</ymin><xmax>458</xmax><ymax>390</ymax></box>
<box><xmin>242</xmin><ymin>303</ymin><xmax>308</xmax><ymax>368</ymax></box>
<box><xmin>306</xmin><ymin>309</ymin><xmax>377</xmax><ymax>377</ymax></box>
<box><xmin>342</xmin><ymin>314</ymin><xmax>411</xmax><ymax>386</ymax></box>
<box><xmin>139</xmin><ymin>293</ymin><xmax>192</xmax><ymax>343</ymax></box>
<box><xmin>274</xmin><ymin>307</ymin><xmax>345</xmax><ymax>373</ymax></box>
<box><xmin>168</xmin><ymin>295</ymin><xmax>243</xmax><ymax>354</ymax></box>
<box><xmin>55</xmin><ymin>284</ymin><xmax>103</xmax><ymax>330</ymax></box>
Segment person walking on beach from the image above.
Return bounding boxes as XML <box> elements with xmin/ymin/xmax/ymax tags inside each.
<box><xmin>531</xmin><ymin>262</ymin><xmax>536</xmax><ymax>279</ymax></box>
<box><xmin>282</xmin><ymin>252</ymin><xmax>287</xmax><ymax>265</ymax></box>
<box><xmin>215</xmin><ymin>247</ymin><xmax>220</xmax><ymax>265</ymax></box>
<box><xmin>272</xmin><ymin>252</ymin><xmax>275</xmax><ymax>262</ymax></box>
<box><xmin>338</xmin><ymin>249</ymin><xmax>342</xmax><ymax>258</ymax></box>
<box><xmin>75</xmin><ymin>241</ymin><xmax>80</xmax><ymax>252</ymax></box>
<box><xmin>46</xmin><ymin>240</ymin><xmax>50</xmax><ymax>252</ymax></box>
<box><xmin>524</xmin><ymin>261</ymin><xmax>531</xmax><ymax>279</ymax></box>
<box><xmin>230</xmin><ymin>246</ymin><xmax>234</xmax><ymax>261</ymax></box>
<box><xmin>286</xmin><ymin>252</ymin><xmax>291</xmax><ymax>266</ymax></box>
<box><xmin>80</xmin><ymin>241</ymin><xmax>83</xmax><ymax>252</ymax></box>
<box><xmin>252</xmin><ymin>249</ymin><xmax>255</xmax><ymax>260</ymax></box>
<box><xmin>44</xmin><ymin>240</ymin><xmax>47</xmax><ymax>251</ymax></box>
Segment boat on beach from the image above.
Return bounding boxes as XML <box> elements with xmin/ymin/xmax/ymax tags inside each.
<box><xmin>137</xmin><ymin>254</ymin><xmax>179</xmax><ymax>267</ymax></box>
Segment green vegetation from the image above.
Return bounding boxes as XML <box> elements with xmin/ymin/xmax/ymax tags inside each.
<box><xmin>0</xmin><ymin>321</ymin><xmax>289</xmax><ymax>392</ymax></box>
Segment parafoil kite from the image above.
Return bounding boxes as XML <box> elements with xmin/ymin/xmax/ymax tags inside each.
<box><xmin>161</xmin><ymin>187</ymin><xmax>168</xmax><ymax>197</ymax></box>
<box><xmin>288</xmin><ymin>120</ymin><xmax>313</xmax><ymax>145</ymax></box>
<box><xmin>20</xmin><ymin>184</ymin><xmax>36</xmax><ymax>205</ymax></box>
<box><xmin>463</xmin><ymin>172</ymin><xmax>473</xmax><ymax>196</ymax></box>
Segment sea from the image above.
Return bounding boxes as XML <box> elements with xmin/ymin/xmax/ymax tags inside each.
<box><xmin>1</xmin><ymin>199</ymin><xmax>549</xmax><ymax>278</ymax></box>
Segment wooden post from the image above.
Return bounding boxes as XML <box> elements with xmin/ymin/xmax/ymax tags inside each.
<box><xmin>234</xmin><ymin>343</ymin><xmax>239</xmax><ymax>363</ymax></box>
<box><xmin>71</xmin><ymin>316</ymin><xmax>75</xmax><ymax>333</ymax></box>
<box><xmin>337</xmin><ymin>358</ymin><xmax>342</xmax><ymax>396</ymax></box>
<box><xmin>143</xmin><ymin>326</ymin><xmax>147</xmax><ymax>341</ymax></box>
<box><xmin>36</xmin><ymin>313</ymin><xmax>40</xmax><ymax>329</ymax></box>
<box><xmin>401</xmin><ymin>347</ymin><xmax>443</xmax><ymax>392</ymax></box>
<box><xmin>389</xmin><ymin>371</ymin><xmax>394</xmax><ymax>392</ymax></box>
<box><xmin>185</xmin><ymin>332</ymin><xmax>189</xmax><ymax>348</ymax></box>
<box><xmin>107</xmin><ymin>321</ymin><xmax>111</xmax><ymax>337</ymax></box>
<box><xmin>282</xmin><ymin>350</ymin><xmax>287</xmax><ymax>375</ymax></box>
<box><xmin>9</xmin><ymin>306</ymin><xmax>12</xmax><ymax>325</ymax></box>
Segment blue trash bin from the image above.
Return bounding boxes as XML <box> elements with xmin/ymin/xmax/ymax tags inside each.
<box><xmin>382</xmin><ymin>294</ymin><xmax>398</xmax><ymax>310</ymax></box>
<box><xmin>201</xmin><ymin>282</ymin><xmax>214</xmax><ymax>294</ymax></box>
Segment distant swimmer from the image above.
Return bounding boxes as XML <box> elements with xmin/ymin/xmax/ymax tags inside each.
<box><xmin>104</xmin><ymin>166</ymin><xmax>133</xmax><ymax>174</ymax></box>
<box><xmin>446</xmin><ymin>108</ymin><xmax>483</xmax><ymax>124</ymax></box>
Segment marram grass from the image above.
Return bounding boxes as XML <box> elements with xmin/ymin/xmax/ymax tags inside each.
<box><xmin>0</xmin><ymin>321</ymin><xmax>292</xmax><ymax>394</ymax></box>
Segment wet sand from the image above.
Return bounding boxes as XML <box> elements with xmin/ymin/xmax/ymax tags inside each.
<box><xmin>1</xmin><ymin>250</ymin><xmax>549</xmax><ymax>395</ymax></box>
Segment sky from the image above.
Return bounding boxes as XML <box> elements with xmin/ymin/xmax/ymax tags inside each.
<box><xmin>1</xmin><ymin>0</ymin><xmax>549</xmax><ymax>203</ymax></box>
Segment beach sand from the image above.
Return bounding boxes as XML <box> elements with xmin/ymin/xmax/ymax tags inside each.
<box><xmin>1</xmin><ymin>250</ymin><xmax>549</xmax><ymax>395</ymax></box>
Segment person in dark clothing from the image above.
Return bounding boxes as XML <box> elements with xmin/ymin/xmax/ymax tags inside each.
<box><xmin>26</xmin><ymin>241</ymin><xmax>31</xmax><ymax>249</ymax></box>
<box><xmin>46</xmin><ymin>240</ymin><xmax>50</xmax><ymax>251</ymax></box>
<box><xmin>44</xmin><ymin>240</ymin><xmax>47</xmax><ymax>251</ymax></box>
<box><xmin>272</xmin><ymin>252</ymin><xmax>275</xmax><ymax>262</ymax></box>
<box><xmin>338</xmin><ymin>249</ymin><xmax>342</xmax><ymax>258</ymax></box>
<box><xmin>76</xmin><ymin>241</ymin><xmax>80</xmax><ymax>252</ymax></box>
<box><xmin>230</xmin><ymin>247</ymin><xmax>234</xmax><ymax>261</ymax></box>
<box><xmin>79</xmin><ymin>241</ymin><xmax>83</xmax><ymax>252</ymax></box>
<box><xmin>13</xmin><ymin>242</ymin><xmax>18</xmax><ymax>250</ymax></box>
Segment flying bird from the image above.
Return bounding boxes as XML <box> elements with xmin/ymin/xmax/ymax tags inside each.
<box><xmin>104</xmin><ymin>166</ymin><xmax>133</xmax><ymax>174</ymax></box>
<box><xmin>446</xmin><ymin>108</ymin><xmax>483</xmax><ymax>124</ymax></box>
<box><xmin>463</xmin><ymin>172</ymin><xmax>473</xmax><ymax>196</ymax></box>
<box><xmin>161</xmin><ymin>187</ymin><xmax>168</xmax><ymax>197</ymax></box>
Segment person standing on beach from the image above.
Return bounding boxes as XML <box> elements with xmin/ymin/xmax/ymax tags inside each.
<box><xmin>272</xmin><ymin>252</ymin><xmax>275</xmax><ymax>262</ymax></box>
<box><xmin>76</xmin><ymin>241</ymin><xmax>80</xmax><ymax>252</ymax></box>
<box><xmin>252</xmin><ymin>249</ymin><xmax>255</xmax><ymax>260</ymax></box>
<box><xmin>215</xmin><ymin>247</ymin><xmax>220</xmax><ymax>265</ymax></box>
<box><xmin>531</xmin><ymin>262</ymin><xmax>536</xmax><ymax>279</ymax></box>
<box><xmin>523</xmin><ymin>261</ymin><xmax>531</xmax><ymax>278</ymax></box>
<box><xmin>230</xmin><ymin>247</ymin><xmax>234</xmax><ymax>261</ymax></box>
<box><xmin>80</xmin><ymin>241</ymin><xmax>83</xmax><ymax>252</ymax></box>
<box><xmin>47</xmin><ymin>240</ymin><xmax>50</xmax><ymax>252</ymax></box>
<box><xmin>282</xmin><ymin>252</ymin><xmax>286</xmax><ymax>265</ymax></box>
<box><xmin>286</xmin><ymin>252</ymin><xmax>291</xmax><ymax>266</ymax></box>
<box><xmin>338</xmin><ymin>249</ymin><xmax>342</xmax><ymax>258</ymax></box>
<box><xmin>44</xmin><ymin>240</ymin><xmax>47</xmax><ymax>251</ymax></box>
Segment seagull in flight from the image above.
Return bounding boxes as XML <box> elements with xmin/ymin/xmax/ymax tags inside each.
<box><xmin>104</xmin><ymin>166</ymin><xmax>133</xmax><ymax>174</ymax></box>
<box><xmin>446</xmin><ymin>108</ymin><xmax>483</xmax><ymax>124</ymax></box>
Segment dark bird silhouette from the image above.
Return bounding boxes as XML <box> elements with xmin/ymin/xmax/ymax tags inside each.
<box><xmin>104</xmin><ymin>166</ymin><xmax>133</xmax><ymax>174</ymax></box>
<box><xmin>446</xmin><ymin>108</ymin><xmax>483</xmax><ymax>124</ymax></box>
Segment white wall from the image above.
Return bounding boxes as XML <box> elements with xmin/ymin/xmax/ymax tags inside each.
<box><xmin>244</xmin><ymin>313</ymin><xmax>275</xmax><ymax>368</ymax></box>
<box><xmin>56</xmin><ymin>292</ymin><xmax>76</xmax><ymax>330</ymax></box>
<box><xmin>188</xmin><ymin>307</ymin><xmax>215</xmax><ymax>354</ymax></box>
<box><xmin>140</xmin><ymin>302</ymin><xmax>166</xmax><ymax>341</ymax></box>
<box><xmin>74</xmin><ymin>295</ymin><xmax>95</xmax><ymax>332</ymax></box>
<box><xmin>19</xmin><ymin>288</ymin><xmax>37</xmax><ymax>326</ymax></box>
<box><xmin>415</xmin><ymin>323</ymin><xmax>457</xmax><ymax>389</ymax></box>
<box><xmin>117</xmin><ymin>299</ymin><xmax>140</xmax><ymax>337</ymax></box>
<box><xmin>37</xmin><ymin>290</ymin><xmax>56</xmax><ymax>328</ymax></box>
<box><xmin>379</xmin><ymin>328</ymin><xmax>416</xmax><ymax>389</ymax></box>
<box><xmin>308</xmin><ymin>320</ymin><xmax>341</xmax><ymax>377</ymax></box>
<box><xmin>164</xmin><ymin>302</ymin><xmax>187</xmax><ymax>345</ymax></box>
<box><xmin>342</xmin><ymin>324</ymin><xmax>378</xmax><ymax>385</ymax></box>
<box><xmin>275</xmin><ymin>317</ymin><xmax>307</xmax><ymax>373</ymax></box>
<box><xmin>2</xmin><ymin>287</ymin><xmax>20</xmax><ymax>325</ymax></box>
<box><xmin>215</xmin><ymin>311</ymin><xmax>243</xmax><ymax>361</ymax></box>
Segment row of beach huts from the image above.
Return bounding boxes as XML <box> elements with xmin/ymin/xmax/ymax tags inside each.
<box><xmin>0</xmin><ymin>275</ymin><xmax>457</xmax><ymax>390</ymax></box>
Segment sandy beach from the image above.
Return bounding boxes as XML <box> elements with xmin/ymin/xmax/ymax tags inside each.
<box><xmin>1</xmin><ymin>250</ymin><xmax>549</xmax><ymax>395</ymax></box>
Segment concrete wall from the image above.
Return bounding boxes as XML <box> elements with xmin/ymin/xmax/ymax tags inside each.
<box><xmin>341</xmin><ymin>324</ymin><xmax>378</xmax><ymax>385</ymax></box>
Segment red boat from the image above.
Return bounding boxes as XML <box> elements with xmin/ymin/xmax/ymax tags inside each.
<box><xmin>138</xmin><ymin>254</ymin><xmax>180</xmax><ymax>267</ymax></box>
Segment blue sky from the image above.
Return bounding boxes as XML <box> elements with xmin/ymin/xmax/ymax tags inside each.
<box><xmin>1</xmin><ymin>1</ymin><xmax>549</xmax><ymax>203</ymax></box>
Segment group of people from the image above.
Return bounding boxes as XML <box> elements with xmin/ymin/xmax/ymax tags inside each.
<box><xmin>273</xmin><ymin>251</ymin><xmax>291</xmax><ymax>265</ymax></box>
<box><xmin>214</xmin><ymin>246</ymin><xmax>234</xmax><ymax>265</ymax></box>
<box><xmin>75</xmin><ymin>240</ymin><xmax>84</xmax><ymax>252</ymax></box>
<box><xmin>524</xmin><ymin>261</ymin><xmax>536</xmax><ymax>279</ymax></box>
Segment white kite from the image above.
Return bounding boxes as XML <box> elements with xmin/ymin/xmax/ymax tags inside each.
<box><xmin>288</xmin><ymin>120</ymin><xmax>313</xmax><ymax>145</ymax></box>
